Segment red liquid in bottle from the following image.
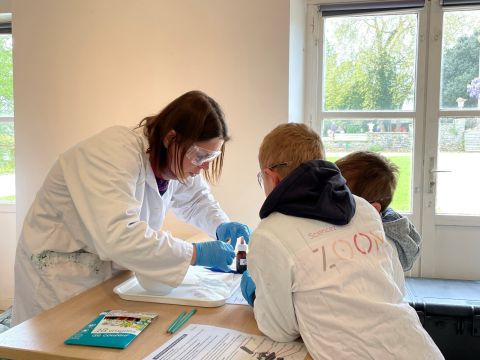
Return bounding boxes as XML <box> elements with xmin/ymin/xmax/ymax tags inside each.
<box><xmin>236</xmin><ymin>239</ymin><xmax>248</xmax><ymax>274</ymax></box>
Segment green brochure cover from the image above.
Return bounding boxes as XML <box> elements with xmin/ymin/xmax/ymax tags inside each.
<box><xmin>64</xmin><ymin>310</ymin><xmax>157</xmax><ymax>349</ymax></box>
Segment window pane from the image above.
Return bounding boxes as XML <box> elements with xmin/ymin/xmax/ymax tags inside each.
<box><xmin>0</xmin><ymin>121</ymin><xmax>15</xmax><ymax>203</ymax></box>
<box><xmin>323</xmin><ymin>13</ymin><xmax>418</xmax><ymax>111</ymax></box>
<box><xmin>436</xmin><ymin>117</ymin><xmax>480</xmax><ymax>215</ymax></box>
<box><xmin>321</xmin><ymin>119</ymin><xmax>414</xmax><ymax>213</ymax></box>
<box><xmin>0</xmin><ymin>32</ymin><xmax>14</xmax><ymax>203</ymax></box>
<box><xmin>441</xmin><ymin>10</ymin><xmax>480</xmax><ymax>110</ymax></box>
<box><xmin>0</xmin><ymin>34</ymin><xmax>13</xmax><ymax>116</ymax></box>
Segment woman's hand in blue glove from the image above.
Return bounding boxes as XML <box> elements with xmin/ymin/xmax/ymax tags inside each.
<box><xmin>216</xmin><ymin>221</ymin><xmax>251</xmax><ymax>249</ymax></box>
<box><xmin>241</xmin><ymin>270</ymin><xmax>256</xmax><ymax>306</ymax></box>
<box><xmin>193</xmin><ymin>241</ymin><xmax>235</xmax><ymax>272</ymax></box>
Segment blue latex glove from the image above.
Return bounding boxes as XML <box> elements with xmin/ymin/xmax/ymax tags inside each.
<box><xmin>216</xmin><ymin>221</ymin><xmax>251</xmax><ymax>249</ymax></box>
<box><xmin>241</xmin><ymin>270</ymin><xmax>256</xmax><ymax>306</ymax></box>
<box><xmin>194</xmin><ymin>241</ymin><xmax>235</xmax><ymax>272</ymax></box>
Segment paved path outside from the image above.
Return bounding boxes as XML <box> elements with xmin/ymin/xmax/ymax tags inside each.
<box><xmin>0</xmin><ymin>174</ymin><xmax>14</xmax><ymax>197</ymax></box>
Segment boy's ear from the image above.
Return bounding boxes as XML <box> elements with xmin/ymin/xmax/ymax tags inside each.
<box><xmin>370</xmin><ymin>201</ymin><xmax>382</xmax><ymax>213</ymax></box>
<box><xmin>163</xmin><ymin>130</ymin><xmax>176</xmax><ymax>148</ymax></box>
<box><xmin>264</xmin><ymin>168</ymin><xmax>282</xmax><ymax>186</ymax></box>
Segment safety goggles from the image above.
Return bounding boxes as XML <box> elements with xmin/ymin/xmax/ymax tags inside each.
<box><xmin>186</xmin><ymin>144</ymin><xmax>222</xmax><ymax>166</ymax></box>
<box><xmin>257</xmin><ymin>161</ymin><xmax>290</xmax><ymax>188</ymax></box>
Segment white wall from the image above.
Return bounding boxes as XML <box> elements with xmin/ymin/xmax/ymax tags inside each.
<box><xmin>13</xmin><ymin>0</ymin><xmax>290</xmax><ymax>231</ymax></box>
<box><xmin>0</xmin><ymin>209</ymin><xmax>15</xmax><ymax>309</ymax></box>
<box><xmin>0</xmin><ymin>0</ymin><xmax>292</xmax><ymax>307</ymax></box>
<box><xmin>430</xmin><ymin>226</ymin><xmax>480</xmax><ymax>280</ymax></box>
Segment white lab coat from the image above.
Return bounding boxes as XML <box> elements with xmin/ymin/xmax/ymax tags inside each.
<box><xmin>12</xmin><ymin>126</ymin><xmax>228</xmax><ymax>325</ymax></box>
<box><xmin>249</xmin><ymin>196</ymin><xmax>444</xmax><ymax>360</ymax></box>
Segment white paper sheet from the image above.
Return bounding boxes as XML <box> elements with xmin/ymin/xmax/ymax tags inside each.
<box><xmin>225</xmin><ymin>281</ymin><xmax>249</xmax><ymax>305</ymax></box>
<box><xmin>143</xmin><ymin>324</ymin><xmax>307</xmax><ymax>360</ymax></box>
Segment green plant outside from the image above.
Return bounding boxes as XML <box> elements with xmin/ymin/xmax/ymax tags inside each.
<box><xmin>367</xmin><ymin>144</ymin><xmax>384</xmax><ymax>153</ymax></box>
<box><xmin>0</xmin><ymin>195</ymin><xmax>15</xmax><ymax>202</ymax></box>
<box><xmin>0</xmin><ymin>34</ymin><xmax>15</xmax><ymax>203</ymax></box>
<box><xmin>0</xmin><ymin>122</ymin><xmax>14</xmax><ymax>174</ymax></box>
<box><xmin>389</xmin><ymin>156</ymin><xmax>411</xmax><ymax>212</ymax></box>
<box><xmin>328</xmin><ymin>155</ymin><xmax>411</xmax><ymax>213</ymax></box>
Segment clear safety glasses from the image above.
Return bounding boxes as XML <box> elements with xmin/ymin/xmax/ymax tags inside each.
<box><xmin>186</xmin><ymin>144</ymin><xmax>222</xmax><ymax>166</ymax></box>
<box><xmin>257</xmin><ymin>161</ymin><xmax>290</xmax><ymax>188</ymax></box>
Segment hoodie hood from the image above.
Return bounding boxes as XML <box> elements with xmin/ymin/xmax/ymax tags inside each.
<box><xmin>382</xmin><ymin>208</ymin><xmax>421</xmax><ymax>271</ymax></box>
<box><xmin>259</xmin><ymin>160</ymin><xmax>356</xmax><ymax>225</ymax></box>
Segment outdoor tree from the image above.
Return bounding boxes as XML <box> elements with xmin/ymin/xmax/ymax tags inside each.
<box><xmin>324</xmin><ymin>15</ymin><xmax>416</xmax><ymax>112</ymax></box>
<box><xmin>0</xmin><ymin>34</ymin><xmax>14</xmax><ymax>176</ymax></box>
<box><xmin>441</xmin><ymin>31</ymin><xmax>480</xmax><ymax>108</ymax></box>
<box><xmin>0</xmin><ymin>35</ymin><xmax>13</xmax><ymax>115</ymax></box>
<box><xmin>322</xmin><ymin>14</ymin><xmax>416</xmax><ymax>136</ymax></box>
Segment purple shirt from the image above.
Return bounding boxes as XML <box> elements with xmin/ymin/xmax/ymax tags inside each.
<box><xmin>155</xmin><ymin>177</ymin><xmax>169</xmax><ymax>196</ymax></box>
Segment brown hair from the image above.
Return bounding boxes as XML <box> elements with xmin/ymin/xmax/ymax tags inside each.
<box><xmin>259</xmin><ymin>123</ymin><xmax>324</xmax><ymax>179</ymax></box>
<box><xmin>137</xmin><ymin>90</ymin><xmax>229</xmax><ymax>183</ymax></box>
<box><xmin>335</xmin><ymin>151</ymin><xmax>399</xmax><ymax>211</ymax></box>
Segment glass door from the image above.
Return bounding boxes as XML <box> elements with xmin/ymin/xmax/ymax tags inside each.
<box><xmin>421</xmin><ymin>0</ymin><xmax>480</xmax><ymax>278</ymax></box>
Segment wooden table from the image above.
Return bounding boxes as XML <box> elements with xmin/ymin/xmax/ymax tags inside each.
<box><xmin>0</xmin><ymin>271</ymin><xmax>312</xmax><ymax>360</ymax></box>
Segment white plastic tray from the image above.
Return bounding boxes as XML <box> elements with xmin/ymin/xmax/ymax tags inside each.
<box><xmin>114</xmin><ymin>266</ymin><xmax>241</xmax><ymax>307</ymax></box>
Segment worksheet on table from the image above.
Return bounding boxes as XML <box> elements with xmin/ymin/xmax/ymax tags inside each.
<box><xmin>225</xmin><ymin>279</ymin><xmax>248</xmax><ymax>305</ymax></box>
<box><xmin>143</xmin><ymin>324</ymin><xmax>307</xmax><ymax>360</ymax></box>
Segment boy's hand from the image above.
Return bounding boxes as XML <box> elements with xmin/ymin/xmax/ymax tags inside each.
<box><xmin>216</xmin><ymin>222</ymin><xmax>251</xmax><ymax>249</ymax></box>
<box><xmin>241</xmin><ymin>270</ymin><xmax>256</xmax><ymax>306</ymax></box>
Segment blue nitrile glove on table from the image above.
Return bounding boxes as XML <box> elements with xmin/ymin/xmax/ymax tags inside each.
<box><xmin>216</xmin><ymin>221</ymin><xmax>251</xmax><ymax>249</ymax></box>
<box><xmin>241</xmin><ymin>270</ymin><xmax>256</xmax><ymax>306</ymax></box>
<box><xmin>194</xmin><ymin>241</ymin><xmax>235</xmax><ymax>273</ymax></box>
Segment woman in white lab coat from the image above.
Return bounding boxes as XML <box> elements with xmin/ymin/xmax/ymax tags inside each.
<box><xmin>12</xmin><ymin>90</ymin><xmax>250</xmax><ymax>325</ymax></box>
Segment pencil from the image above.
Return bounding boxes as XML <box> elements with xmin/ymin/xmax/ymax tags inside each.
<box><xmin>166</xmin><ymin>311</ymin><xmax>186</xmax><ymax>333</ymax></box>
<box><xmin>168</xmin><ymin>309</ymin><xmax>197</xmax><ymax>334</ymax></box>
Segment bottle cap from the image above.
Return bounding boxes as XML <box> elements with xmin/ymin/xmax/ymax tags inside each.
<box><xmin>237</xmin><ymin>243</ymin><xmax>248</xmax><ymax>252</ymax></box>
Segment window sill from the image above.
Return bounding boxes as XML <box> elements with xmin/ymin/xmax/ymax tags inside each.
<box><xmin>0</xmin><ymin>203</ymin><xmax>16</xmax><ymax>213</ymax></box>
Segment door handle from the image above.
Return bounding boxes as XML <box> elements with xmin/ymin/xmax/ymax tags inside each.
<box><xmin>430</xmin><ymin>169</ymin><xmax>452</xmax><ymax>173</ymax></box>
<box><xmin>427</xmin><ymin>157</ymin><xmax>452</xmax><ymax>193</ymax></box>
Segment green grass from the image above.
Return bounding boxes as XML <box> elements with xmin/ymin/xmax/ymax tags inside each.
<box><xmin>389</xmin><ymin>156</ymin><xmax>411</xmax><ymax>212</ymax></box>
<box><xmin>327</xmin><ymin>155</ymin><xmax>411</xmax><ymax>213</ymax></box>
<box><xmin>0</xmin><ymin>195</ymin><xmax>15</xmax><ymax>202</ymax></box>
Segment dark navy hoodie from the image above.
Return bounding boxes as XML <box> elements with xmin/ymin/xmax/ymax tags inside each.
<box><xmin>259</xmin><ymin>160</ymin><xmax>356</xmax><ymax>225</ymax></box>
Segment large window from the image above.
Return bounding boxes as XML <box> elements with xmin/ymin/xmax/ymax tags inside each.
<box><xmin>0</xmin><ymin>15</ymin><xmax>13</xmax><ymax>204</ymax></box>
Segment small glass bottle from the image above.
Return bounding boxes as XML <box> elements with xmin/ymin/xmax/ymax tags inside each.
<box><xmin>236</xmin><ymin>238</ymin><xmax>248</xmax><ymax>274</ymax></box>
